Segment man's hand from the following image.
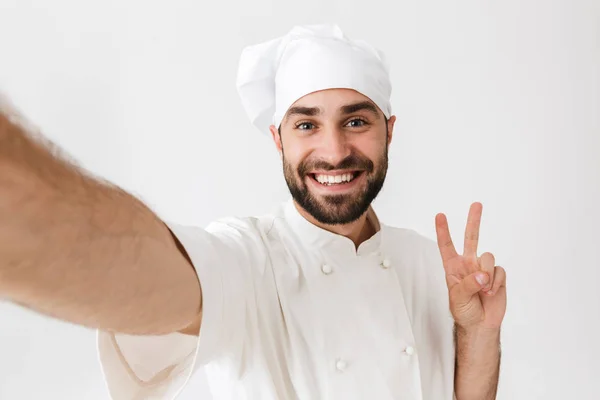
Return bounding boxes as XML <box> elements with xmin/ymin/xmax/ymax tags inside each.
<box><xmin>435</xmin><ymin>202</ymin><xmax>507</xmax><ymax>400</ymax></box>
<box><xmin>435</xmin><ymin>202</ymin><xmax>507</xmax><ymax>330</ymax></box>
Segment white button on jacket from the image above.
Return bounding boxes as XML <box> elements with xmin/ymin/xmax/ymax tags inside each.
<box><xmin>321</xmin><ymin>263</ymin><xmax>333</xmax><ymax>275</ymax></box>
<box><xmin>97</xmin><ymin>199</ymin><xmax>456</xmax><ymax>399</ymax></box>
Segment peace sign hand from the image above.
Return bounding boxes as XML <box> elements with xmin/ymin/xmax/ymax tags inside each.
<box><xmin>435</xmin><ymin>203</ymin><xmax>507</xmax><ymax>330</ymax></box>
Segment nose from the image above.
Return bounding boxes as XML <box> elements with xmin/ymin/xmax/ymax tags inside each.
<box><xmin>318</xmin><ymin>127</ymin><xmax>351</xmax><ymax>167</ymax></box>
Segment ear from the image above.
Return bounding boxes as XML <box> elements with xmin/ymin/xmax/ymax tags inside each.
<box><xmin>269</xmin><ymin>124</ymin><xmax>283</xmax><ymax>158</ymax></box>
<box><xmin>386</xmin><ymin>115</ymin><xmax>397</xmax><ymax>146</ymax></box>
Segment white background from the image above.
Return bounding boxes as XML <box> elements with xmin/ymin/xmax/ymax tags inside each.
<box><xmin>0</xmin><ymin>0</ymin><xmax>598</xmax><ymax>399</ymax></box>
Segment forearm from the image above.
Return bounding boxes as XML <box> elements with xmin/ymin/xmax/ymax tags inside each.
<box><xmin>454</xmin><ymin>324</ymin><xmax>501</xmax><ymax>400</ymax></box>
<box><xmin>0</xmin><ymin>111</ymin><xmax>201</xmax><ymax>335</ymax></box>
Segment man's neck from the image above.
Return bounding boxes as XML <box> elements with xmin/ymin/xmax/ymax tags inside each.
<box><xmin>293</xmin><ymin>201</ymin><xmax>376</xmax><ymax>249</ymax></box>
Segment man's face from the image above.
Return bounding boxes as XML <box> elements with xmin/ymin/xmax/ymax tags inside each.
<box><xmin>271</xmin><ymin>89</ymin><xmax>395</xmax><ymax>225</ymax></box>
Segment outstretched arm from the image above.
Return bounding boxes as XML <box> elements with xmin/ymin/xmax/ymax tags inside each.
<box><xmin>0</xmin><ymin>101</ymin><xmax>201</xmax><ymax>336</ymax></box>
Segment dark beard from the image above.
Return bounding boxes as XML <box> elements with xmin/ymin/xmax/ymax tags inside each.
<box><xmin>283</xmin><ymin>151</ymin><xmax>388</xmax><ymax>225</ymax></box>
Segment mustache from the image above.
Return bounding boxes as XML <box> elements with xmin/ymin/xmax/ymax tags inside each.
<box><xmin>297</xmin><ymin>154</ymin><xmax>374</xmax><ymax>177</ymax></box>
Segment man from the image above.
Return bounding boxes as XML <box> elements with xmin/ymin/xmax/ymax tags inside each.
<box><xmin>0</xmin><ymin>24</ymin><xmax>506</xmax><ymax>399</ymax></box>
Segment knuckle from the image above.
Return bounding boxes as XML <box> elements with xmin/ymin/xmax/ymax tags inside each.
<box><xmin>464</xmin><ymin>233</ymin><xmax>479</xmax><ymax>241</ymax></box>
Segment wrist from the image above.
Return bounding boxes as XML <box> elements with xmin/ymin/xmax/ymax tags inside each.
<box><xmin>455</xmin><ymin>323</ymin><xmax>501</xmax><ymax>337</ymax></box>
<box><xmin>455</xmin><ymin>323</ymin><xmax>501</xmax><ymax>358</ymax></box>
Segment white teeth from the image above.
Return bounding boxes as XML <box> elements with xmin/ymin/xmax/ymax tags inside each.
<box><xmin>315</xmin><ymin>173</ymin><xmax>355</xmax><ymax>185</ymax></box>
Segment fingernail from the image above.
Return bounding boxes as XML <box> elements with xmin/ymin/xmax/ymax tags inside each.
<box><xmin>476</xmin><ymin>273</ymin><xmax>489</xmax><ymax>286</ymax></box>
<box><xmin>487</xmin><ymin>290</ymin><xmax>493</xmax><ymax>295</ymax></box>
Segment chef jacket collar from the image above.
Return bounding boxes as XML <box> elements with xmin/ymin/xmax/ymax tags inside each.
<box><xmin>283</xmin><ymin>198</ymin><xmax>382</xmax><ymax>256</ymax></box>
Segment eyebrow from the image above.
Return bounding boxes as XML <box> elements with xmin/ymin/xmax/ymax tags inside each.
<box><xmin>284</xmin><ymin>106</ymin><xmax>322</xmax><ymax>124</ymax></box>
<box><xmin>340</xmin><ymin>101</ymin><xmax>381</xmax><ymax>118</ymax></box>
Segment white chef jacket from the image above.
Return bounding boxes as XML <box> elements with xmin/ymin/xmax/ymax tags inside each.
<box><xmin>97</xmin><ymin>199</ymin><xmax>456</xmax><ymax>399</ymax></box>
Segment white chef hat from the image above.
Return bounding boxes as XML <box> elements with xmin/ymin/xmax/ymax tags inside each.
<box><xmin>236</xmin><ymin>24</ymin><xmax>392</xmax><ymax>135</ymax></box>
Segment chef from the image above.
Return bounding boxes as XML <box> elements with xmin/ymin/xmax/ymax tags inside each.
<box><xmin>98</xmin><ymin>24</ymin><xmax>507</xmax><ymax>399</ymax></box>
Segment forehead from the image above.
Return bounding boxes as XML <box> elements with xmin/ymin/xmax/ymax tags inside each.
<box><xmin>289</xmin><ymin>88</ymin><xmax>376</xmax><ymax>112</ymax></box>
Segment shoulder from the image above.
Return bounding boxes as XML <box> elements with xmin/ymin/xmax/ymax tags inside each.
<box><xmin>204</xmin><ymin>206</ymin><xmax>281</xmax><ymax>241</ymax></box>
<box><xmin>165</xmin><ymin>206</ymin><xmax>282</xmax><ymax>268</ymax></box>
<box><xmin>197</xmin><ymin>205</ymin><xmax>286</xmax><ymax>263</ymax></box>
<box><xmin>382</xmin><ymin>225</ymin><xmax>440</xmax><ymax>256</ymax></box>
<box><xmin>382</xmin><ymin>225</ymin><xmax>445</xmax><ymax>283</ymax></box>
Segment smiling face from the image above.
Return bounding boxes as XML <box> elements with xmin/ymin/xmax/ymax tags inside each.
<box><xmin>270</xmin><ymin>89</ymin><xmax>396</xmax><ymax>225</ymax></box>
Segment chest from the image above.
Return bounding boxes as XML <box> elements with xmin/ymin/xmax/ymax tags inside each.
<box><xmin>279</xmin><ymin>246</ymin><xmax>413</xmax><ymax>343</ymax></box>
<box><xmin>254</xmin><ymin>238</ymin><xmax>426</xmax><ymax>399</ymax></box>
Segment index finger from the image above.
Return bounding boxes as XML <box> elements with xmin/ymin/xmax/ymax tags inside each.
<box><xmin>464</xmin><ymin>202</ymin><xmax>483</xmax><ymax>258</ymax></box>
<box><xmin>435</xmin><ymin>213</ymin><xmax>459</xmax><ymax>264</ymax></box>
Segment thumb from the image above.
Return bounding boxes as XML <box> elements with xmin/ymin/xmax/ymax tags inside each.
<box><xmin>453</xmin><ymin>271</ymin><xmax>489</xmax><ymax>304</ymax></box>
